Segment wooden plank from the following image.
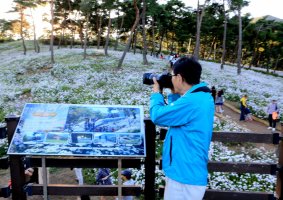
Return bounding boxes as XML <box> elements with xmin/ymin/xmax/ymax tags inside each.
<box><xmin>0</xmin><ymin>185</ymin><xmax>11</xmax><ymax>198</ymax></box>
<box><xmin>208</xmin><ymin>161</ymin><xmax>277</xmax><ymax>175</ymax></box>
<box><xmin>212</xmin><ymin>132</ymin><xmax>276</xmax><ymax>144</ymax></box>
<box><xmin>158</xmin><ymin>188</ymin><xmax>275</xmax><ymax>200</ymax></box>
<box><xmin>204</xmin><ymin>189</ymin><xmax>275</xmax><ymax>200</ymax></box>
<box><xmin>6</xmin><ymin>116</ymin><xmax>26</xmax><ymax>200</ymax></box>
<box><xmin>159</xmin><ymin>159</ymin><xmax>277</xmax><ymax>175</ymax></box>
<box><xmin>0</xmin><ymin>156</ymin><xmax>9</xmax><ymax>169</ymax></box>
<box><xmin>29</xmin><ymin>157</ymin><xmax>141</xmax><ymax>168</ymax></box>
<box><xmin>29</xmin><ymin>184</ymin><xmax>141</xmax><ymax>196</ymax></box>
<box><xmin>5</xmin><ymin>116</ymin><xmax>20</xmax><ymax>144</ymax></box>
<box><xmin>144</xmin><ymin>119</ymin><xmax>156</xmax><ymax>200</ymax></box>
<box><xmin>0</xmin><ymin>126</ymin><xmax>7</xmax><ymax>139</ymax></box>
<box><xmin>159</xmin><ymin>129</ymin><xmax>278</xmax><ymax>144</ymax></box>
<box><xmin>275</xmin><ymin>124</ymin><xmax>283</xmax><ymax>198</ymax></box>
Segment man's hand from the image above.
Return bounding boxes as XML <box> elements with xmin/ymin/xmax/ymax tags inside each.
<box><xmin>152</xmin><ymin>77</ymin><xmax>161</xmax><ymax>93</ymax></box>
<box><xmin>101</xmin><ymin>175</ymin><xmax>110</xmax><ymax>181</ymax></box>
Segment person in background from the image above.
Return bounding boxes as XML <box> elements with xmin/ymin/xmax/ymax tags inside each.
<box><xmin>266</xmin><ymin>99</ymin><xmax>280</xmax><ymax>132</ymax></box>
<box><xmin>211</xmin><ymin>86</ymin><xmax>217</xmax><ymax>103</ymax></box>
<box><xmin>24</xmin><ymin>168</ymin><xmax>34</xmax><ymax>183</ymax></box>
<box><xmin>215</xmin><ymin>90</ymin><xmax>224</xmax><ymax>113</ymax></box>
<box><xmin>150</xmin><ymin>57</ymin><xmax>214</xmax><ymax>200</ymax></box>
<box><xmin>120</xmin><ymin>169</ymin><xmax>135</xmax><ymax>200</ymax></box>
<box><xmin>96</xmin><ymin>168</ymin><xmax>113</xmax><ymax>200</ymax></box>
<box><xmin>239</xmin><ymin>94</ymin><xmax>252</xmax><ymax>121</ymax></box>
<box><xmin>74</xmin><ymin>168</ymin><xmax>84</xmax><ymax>185</ymax></box>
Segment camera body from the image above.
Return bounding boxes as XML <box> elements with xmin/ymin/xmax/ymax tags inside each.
<box><xmin>143</xmin><ymin>72</ymin><xmax>173</xmax><ymax>89</ymax></box>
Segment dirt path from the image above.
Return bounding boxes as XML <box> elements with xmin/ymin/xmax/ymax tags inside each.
<box><xmin>220</xmin><ymin>101</ymin><xmax>281</xmax><ymax>134</ymax></box>
<box><xmin>1</xmin><ymin>102</ymin><xmax>281</xmax><ymax>200</ymax></box>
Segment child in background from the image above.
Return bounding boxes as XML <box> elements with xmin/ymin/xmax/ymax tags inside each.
<box><xmin>215</xmin><ymin>90</ymin><xmax>224</xmax><ymax>113</ymax></box>
<box><xmin>120</xmin><ymin>169</ymin><xmax>135</xmax><ymax>200</ymax></box>
<box><xmin>239</xmin><ymin>94</ymin><xmax>253</xmax><ymax>121</ymax></box>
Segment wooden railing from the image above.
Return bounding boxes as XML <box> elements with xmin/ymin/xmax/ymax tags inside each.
<box><xmin>158</xmin><ymin>128</ymin><xmax>282</xmax><ymax>200</ymax></box>
<box><xmin>1</xmin><ymin>117</ymin><xmax>157</xmax><ymax>200</ymax></box>
<box><xmin>0</xmin><ymin>116</ymin><xmax>282</xmax><ymax>200</ymax></box>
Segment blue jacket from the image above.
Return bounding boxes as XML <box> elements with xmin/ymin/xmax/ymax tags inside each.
<box><xmin>150</xmin><ymin>82</ymin><xmax>214</xmax><ymax>186</ymax></box>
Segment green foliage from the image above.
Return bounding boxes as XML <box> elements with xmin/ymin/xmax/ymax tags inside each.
<box><xmin>213</xmin><ymin>121</ymin><xmax>226</xmax><ymax>131</ymax></box>
<box><xmin>209</xmin><ymin>172</ymin><xmax>275</xmax><ymax>192</ymax></box>
<box><xmin>226</xmin><ymin>94</ymin><xmax>241</xmax><ymax>104</ymax></box>
<box><xmin>61</xmin><ymin>85</ymin><xmax>71</xmax><ymax>92</ymax></box>
<box><xmin>155</xmin><ymin>141</ymin><xmax>163</xmax><ymax>159</ymax></box>
<box><xmin>83</xmin><ymin>168</ymin><xmax>98</xmax><ymax>184</ymax></box>
<box><xmin>0</xmin><ymin>107</ymin><xmax>6</xmax><ymax>122</ymax></box>
<box><xmin>22</xmin><ymin>88</ymin><xmax>31</xmax><ymax>95</ymax></box>
<box><xmin>49</xmin><ymin>167</ymin><xmax>60</xmax><ymax>174</ymax></box>
<box><xmin>0</xmin><ymin>139</ymin><xmax>8</xmax><ymax>157</ymax></box>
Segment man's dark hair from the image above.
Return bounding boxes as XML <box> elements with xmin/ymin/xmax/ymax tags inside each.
<box><xmin>173</xmin><ymin>57</ymin><xmax>202</xmax><ymax>85</ymax></box>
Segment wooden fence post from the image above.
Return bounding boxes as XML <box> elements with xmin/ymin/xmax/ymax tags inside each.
<box><xmin>144</xmin><ymin>119</ymin><xmax>156</xmax><ymax>200</ymax></box>
<box><xmin>6</xmin><ymin>115</ymin><xmax>27</xmax><ymax>200</ymax></box>
<box><xmin>276</xmin><ymin>122</ymin><xmax>283</xmax><ymax>199</ymax></box>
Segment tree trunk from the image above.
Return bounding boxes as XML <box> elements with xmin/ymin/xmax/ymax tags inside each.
<box><xmin>151</xmin><ymin>18</ymin><xmax>156</xmax><ymax>57</ymax></box>
<box><xmin>97</xmin><ymin>15</ymin><xmax>102</xmax><ymax>49</ymax></box>
<box><xmin>193</xmin><ymin>0</ymin><xmax>207</xmax><ymax>60</ymax></box>
<box><xmin>58</xmin><ymin>31</ymin><xmax>62</xmax><ymax>49</ymax></box>
<box><xmin>114</xmin><ymin>12</ymin><xmax>121</xmax><ymax>51</ymax></box>
<box><xmin>79</xmin><ymin>24</ymin><xmax>84</xmax><ymax>48</ymax></box>
<box><xmin>68</xmin><ymin>0</ymin><xmax>74</xmax><ymax>49</ymax></box>
<box><xmin>133</xmin><ymin>29</ymin><xmax>137</xmax><ymax>54</ymax></box>
<box><xmin>266</xmin><ymin>44</ymin><xmax>273</xmax><ymax>73</ymax></box>
<box><xmin>83</xmin><ymin>14</ymin><xmax>89</xmax><ymax>59</ymax></box>
<box><xmin>236</xmin><ymin>6</ymin><xmax>242</xmax><ymax>75</ymax></box>
<box><xmin>158</xmin><ymin>33</ymin><xmax>164</xmax><ymax>57</ymax></box>
<box><xmin>104</xmin><ymin>11</ymin><xmax>111</xmax><ymax>56</ymax></box>
<box><xmin>142</xmin><ymin>0</ymin><xmax>148</xmax><ymax>65</ymax></box>
<box><xmin>206</xmin><ymin>36</ymin><xmax>216</xmax><ymax>59</ymax></box>
<box><xmin>50</xmin><ymin>0</ymin><xmax>55</xmax><ymax>64</ymax></box>
<box><xmin>20</xmin><ymin>6</ymin><xmax>26</xmax><ymax>55</ymax></box>
<box><xmin>30</xmin><ymin>8</ymin><xmax>40</xmax><ymax>53</ymax></box>
<box><xmin>213</xmin><ymin>42</ymin><xmax>217</xmax><ymax>60</ymax></box>
<box><xmin>249</xmin><ymin>24</ymin><xmax>263</xmax><ymax>69</ymax></box>
<box><xmin>117</xmin><ymin>0</ymin><xmax>140</xmax><ymax>69</ymax></box>
<box><xmin>220</xmin><ymin>3</ymin><xmax>227</xmax><ymax>70</ymax></box>
<box><xmin>273</xmin><ymin>54</ymin><xmax>280</xmax><ymax>73</ymax></box>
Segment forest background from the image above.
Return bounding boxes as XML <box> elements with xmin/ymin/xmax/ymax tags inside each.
<box><xmin>0</xmin><ymin>0</ymin><xmax>283</xmax><ymax>73</ymax></box>
<box><xmin>1</xmin><ymin>0</ymin><xmax>283</xmax><ymax>197</ymax></box>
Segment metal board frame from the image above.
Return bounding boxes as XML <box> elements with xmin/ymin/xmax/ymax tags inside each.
<box><xmin>7</xmin><ymin>103</ymin><xmax>145</xmax><ymax>157</ymax></box>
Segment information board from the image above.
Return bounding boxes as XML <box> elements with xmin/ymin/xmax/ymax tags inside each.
<box><xmin>7</xmin><ymin>103</ymin><xmax>146</xmax><ymax>157</ymax></box>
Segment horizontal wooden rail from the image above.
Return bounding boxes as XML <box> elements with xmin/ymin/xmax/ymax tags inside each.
<box><xmin>0</xmin><ymin>185</ymin><xmax>11</xmax><ymax>198</ymax></box>
<box><xmin>208</xmin><ymin>161</ymin><xmax>277</xmax><ymax>175</ymax></box>
<box><xmin>158</xmin><ymin>187</ymin><xmax>275</xmax><ymax>200</ymax></box>
<box><xmin>212</xmin><ymin>132</ymin><xmax>279</xmax><ymax>144</ymax></box>
<box><xmin>0</xmin><ymin>156</ymin><xmax>9</xmax><ymax>169</ymax></box>
<box><xmin>28</xmin><ymin>157</ymin><xmax>142</xmax><ymax>168</ymax></box>
<box><xmin>204</xmin><ymin>189</ymin><xmax>275</xmax><ymax>200</ymax></box>
<box><xmin>158</xmin><ymin>130</ymin><xmax>279</xmax><ymax>144</ymax></box>
<box><xmin>28</xmin><ymin>184</ymin><xmax>141</xmax><ymax>196</ymax></box>
<box><xmin>159</xmin><ymin>160</ymin><xmax>277</xmax><ymax>175</ymax></box>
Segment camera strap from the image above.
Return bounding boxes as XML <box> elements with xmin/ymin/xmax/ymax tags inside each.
<box><xmin>191</xmin><ymin>86</ymin><xmax>211</xmax><ymax>93</ymax></box>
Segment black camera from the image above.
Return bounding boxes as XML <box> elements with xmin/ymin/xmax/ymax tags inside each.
<box><xmin>143</xmin><ymin>72</ymin><xmax>173</xmax><ymax>89</ymax></box>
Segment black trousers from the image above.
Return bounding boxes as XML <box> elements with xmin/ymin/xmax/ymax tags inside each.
<box><xmin>268</xmin><ymin>114</ymin><xmax>277</xmax><ymax>128</ymax></box>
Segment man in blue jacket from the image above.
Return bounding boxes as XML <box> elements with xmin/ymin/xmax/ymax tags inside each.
<box><xmin>150</xmin><ymin>57</ymin><xmax>214</xmax><ymax>200</ymax></box>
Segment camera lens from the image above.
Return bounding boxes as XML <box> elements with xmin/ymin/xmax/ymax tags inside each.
<box><xmin>143</xmin><ymin>73</ymin><xmax>154</xmax><ymax>85</ymax></box>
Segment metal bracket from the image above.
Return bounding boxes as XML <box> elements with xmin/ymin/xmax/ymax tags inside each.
<box><xmin>0</xmin><ymin>185</ymin><xmax>11</xmax><ymax>198</ymax></box>
<box><xmin>23</xmin><ymin>183</ymin><xmax>33</xmax><ymax>196</ymax></box>
<box><xmin>273</xmin><ymin>133</ymin><xmax>281</xmax><ymax>144</ymax></box>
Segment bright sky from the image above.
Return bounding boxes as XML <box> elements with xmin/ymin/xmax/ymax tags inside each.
<box><xmin>1</xmin><ymin>0</ymin><xmax>283</xmax><ymax>19</ymax></box>
<box><xmin>183</xmin><ymin>0</ymin><xmax>283</xmax><ymax>19</ymax></box>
